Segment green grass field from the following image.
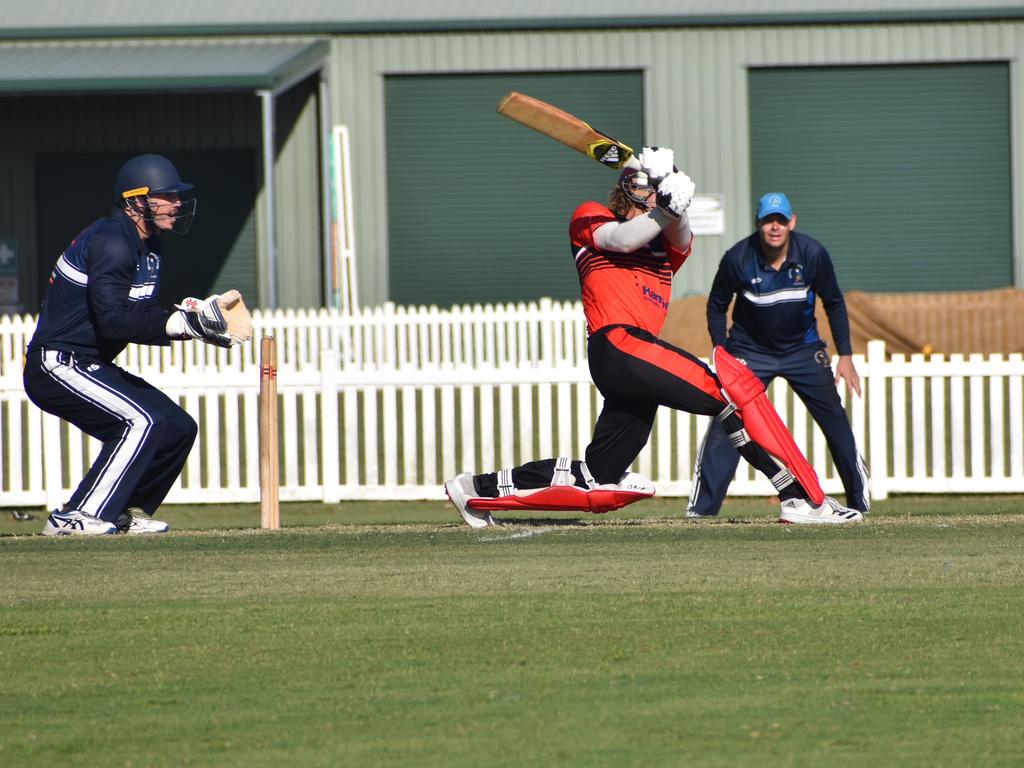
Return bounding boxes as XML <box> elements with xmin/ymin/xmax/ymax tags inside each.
<box><xmin>2</xmin><ymin>496</ymin><xmax>1023</xmax><ymax>767</ymax></box>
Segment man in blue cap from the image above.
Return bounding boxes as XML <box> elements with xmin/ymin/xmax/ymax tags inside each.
<box><xmin>687</xmin><ymin>192</ymin><xmax>869</xmax><ymax>518</ymax></box>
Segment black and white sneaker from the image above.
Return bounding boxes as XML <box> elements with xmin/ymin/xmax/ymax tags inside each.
<box><xmin>779</xmin><ymin>497</ymin><xmax>864</xmax><ymax>525</ymax></box>
<box><xmin>42</xmin><ymin>510</ymin><xmax>117</xmax><ymax>536</ymax></box>
<box><xmin>114</xmin><ymin>509</ymin><xmax>170</xmax><ymax>535</ymax></box>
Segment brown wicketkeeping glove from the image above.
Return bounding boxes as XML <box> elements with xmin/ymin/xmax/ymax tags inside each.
<box><xmin>217</xmin><ymin>290</ymin><xmax>253</xmax><ymax>344</ymax></box>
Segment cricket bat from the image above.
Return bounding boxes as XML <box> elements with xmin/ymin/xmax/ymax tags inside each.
<box><xmin>497</xmin><ymin>91</ymin><xmax>637</xmax><ymax>170</ymax></box>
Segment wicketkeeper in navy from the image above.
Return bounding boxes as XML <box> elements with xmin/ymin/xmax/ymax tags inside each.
<box><xmin>24</xmin><ymin>154</ymin><xmax>245</xmax><ymax>535</ymax></box>
<box><xmin>687</xmin><ymin>192</ymin><xmax>870</xmax><ymax>517</ymax></box>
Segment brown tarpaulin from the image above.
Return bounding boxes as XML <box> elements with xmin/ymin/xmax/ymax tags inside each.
<box><xmin>660</xmin><ymin>288</ymin><xmax>1024</xmax><ymax>357</ymax></box>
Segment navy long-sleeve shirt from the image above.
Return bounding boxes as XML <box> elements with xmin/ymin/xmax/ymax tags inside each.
<box><xmin>707</xmin><ymin>230</ymin><xmax>852</xmax><ymax>355</ymax></box>
<box><xmin>28</xmin><ymin>208</ymin><xmax>173</xmax><ymax>363</ymax></box>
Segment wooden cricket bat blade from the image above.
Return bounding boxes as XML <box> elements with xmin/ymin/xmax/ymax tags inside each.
<box><xmin>497</xmin><ymin>91</ymin><xmax>635</xmax><ymax>169</ymax></box>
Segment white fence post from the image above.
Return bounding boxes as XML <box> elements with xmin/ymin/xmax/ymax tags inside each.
<box><xmin>42</xmin><ymin>414</ymin><xmax>63</xmax><ymax>510</ymax></box>
<box><xmin>321</xmin><ymin>349</ymin><xmax>341</xmax><ymax>503</ymax></box>
<box><xmin>867</xmin><ymin>340</ymin><xmax>889</xmax><ymax>500</ymax></box>
<box><xmin>1010</xmin><ymin>354</ymin><xmax>1024</xmax><ymax>483</ymax></box>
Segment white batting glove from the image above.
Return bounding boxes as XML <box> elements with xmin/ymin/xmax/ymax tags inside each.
<box><xmin>636</xmin><ymin>146</ymin><xmax>676</xmax><ymax>184</ymax></box>
<box><xmin>655</xmin><ymin>171</ymin><xmax>696</xmax><ymax>219</ymax></box>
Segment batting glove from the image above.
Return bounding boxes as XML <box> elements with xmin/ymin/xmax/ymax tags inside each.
<box><xmin>170</xmin><ymin>294</ymin><xmax>234</xmax><ymax>348</ymax></box>
<box><xmin>656</xmin><ymin>171</ymin><xmax>696</xmax><ymax>219</ymax></box>
<box><xmin>636</xmin><ymin>146</ymin><xmax>676</xmax><ymax>184</ymax></box>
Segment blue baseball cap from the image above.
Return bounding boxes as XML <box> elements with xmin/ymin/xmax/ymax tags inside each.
<box><xmin>756</xmin><ymin>192</ymin><xmax>793</xmax><ymax>221</ymax></box>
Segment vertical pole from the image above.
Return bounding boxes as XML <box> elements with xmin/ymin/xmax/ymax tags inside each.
<box><xmin>866</xmin><ymin>340</ymin><xmax>888</xmax><ymax>501</ymax></box>
<box><xmin>259</xmin><ymin>89</ymin><xmax>278</xmax><ymax>309</ymax></box>
<box><xmin>319</xmin><ymin>76</ymin><xmax>335</xmax><ymax>310</ymax></box>
<box><xmin>320</xmin><ymin>349</ymin><xmax>341</xmax><ymax>503</ymax></box>
<box><xmin>260</xmin><ymin>336</ymin><xmax>280</xmax><ymax>529</ymax></box>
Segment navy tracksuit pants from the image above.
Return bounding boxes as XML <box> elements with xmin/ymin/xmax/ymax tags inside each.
<box><xmin>688</xmin><ymin>342</ymin><xmax>869</xmax><ymax>515</ymax></box>
<box><xmin>23</xmin><ymin>348</ymin><xmax>197</xmax><ymax>522</ymax></box>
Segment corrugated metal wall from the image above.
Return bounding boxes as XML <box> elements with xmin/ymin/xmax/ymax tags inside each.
<box><xmin>383</xmin><ymin>71</ymin><xmax>644</xmax><ymax>306</ymax></box>
<box><xmin>273</xmin><ymin>73</ymin><xmax>324</xmax><ymax>308</ymax></box>
<box><xmin>749</xmin><ymin>62</ymin><xmax>1012</xmax><ymax>291</ymax></box>
<box><xmin>330</xmin><ymin>20</ymin><xmax>1024</xmax><ymax>305</ymax></box>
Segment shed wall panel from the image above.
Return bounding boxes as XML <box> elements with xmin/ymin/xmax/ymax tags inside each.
<box><xmin>331</xmin><ymin>21</ymin><xmax>1024</xmax><ymax>306</ymax></box>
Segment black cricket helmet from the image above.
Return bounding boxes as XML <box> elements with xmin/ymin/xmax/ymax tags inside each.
<box><xmin>115</xmin><ymin>154</ymin><xmax>196</xmax><ymax>234</ymax></box>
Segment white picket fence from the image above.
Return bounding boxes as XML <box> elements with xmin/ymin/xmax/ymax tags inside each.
<box><xmin>1</xmin><ymin>303</ymin><xmax>1022</xmax><ymax>509</ymax></box>
<box><xmin>0</xmin><ymin>299</ymin><xmax>588</xmax><ymax>379</ymax></box>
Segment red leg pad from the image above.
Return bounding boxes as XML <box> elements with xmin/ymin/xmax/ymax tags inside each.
<box><xmin>467</xmin><ymin>485</ymin><xmax>653</xmax><ymax>514</ymax></box>
<box><xmin>712</xmin><ymin>346</ymin><xmax>825</xmax><ymax>505</ymax></box>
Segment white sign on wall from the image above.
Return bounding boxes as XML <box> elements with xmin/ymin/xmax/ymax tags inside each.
<box><xmin>688</xmin><ymin>194</ymin><xmax>725</xmax><ymax>236</ymax></box>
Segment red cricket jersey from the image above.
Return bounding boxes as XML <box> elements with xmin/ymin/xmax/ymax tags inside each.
<box><xmin>569</xmin><ymin>201</ymin><xmax>691</xmax><ymax>336</ymax></box>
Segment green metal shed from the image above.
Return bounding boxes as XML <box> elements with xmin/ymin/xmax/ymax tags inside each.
<box><xmin>2</xmin><ymin>1</ymin><xmax>1023</xmax><ymax>310</ymax></box>
<box><xmin>0</xmin><ymin>35</ymin><xmax>327</xmax><ymax>312</ymax></box>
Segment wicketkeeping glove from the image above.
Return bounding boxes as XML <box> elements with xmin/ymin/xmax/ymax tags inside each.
<box><xmin>636</xmin><ymin>146</ymin><xmax>676</xmax><ymax>184</ymax></box>
<box><xmin>216</xmin><ymin>290</ymin><xmax>254</xmax><ymax>344</ymax></box>
<box><xmin>655</xmin><ymin>171</ymin><xmax>696</xmax><ymax>219</ymax></box>
<box><xmin>172</xmin><ymin>294</ymin><xmax>234</xmax><ymax>348</ymax></box>
<box><xmin>171</xmin><ymin>291</ymin><xmax>253</xmax><ymax>346</ymax></box>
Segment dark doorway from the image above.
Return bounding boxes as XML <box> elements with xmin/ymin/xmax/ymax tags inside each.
<box><xmin>34</xmin><ymin>149</ymin><xmax>258</xmax><ymax>308</ymax></box>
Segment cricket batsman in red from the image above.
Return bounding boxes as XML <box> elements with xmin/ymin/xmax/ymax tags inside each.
<box><xmin>446</xmin><ymin>147</ymin><xmax>862</xmax><ymax>527</ymax></box>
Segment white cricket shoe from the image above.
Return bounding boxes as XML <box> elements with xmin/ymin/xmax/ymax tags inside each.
<box><xmin>613</xmin><ymin>472</ymin><xmax>656</xmax><ymax>495</ymax></box>
<box><xmin>42</xmin><ymin>510</ymin><xmax>117</xmax><ymax>536</ymax></box>
<box><xmin>114</xmin><ymin>509</ymin><xmax>170</xmax><ymax>535</ymax></box>
<box><xmin>445</xmin><ymin>472</ymin><xmax>496</xmax><ymax>528</ymax></box>
<box><xmin>685</xmin><ymin>509</ymin><xmax>717</xmax><ymax>519</ymax></box>
<box><xmin>779</xmin><ymin>496</ymin><xmax>864</xmax><ymax>525</ymax></box>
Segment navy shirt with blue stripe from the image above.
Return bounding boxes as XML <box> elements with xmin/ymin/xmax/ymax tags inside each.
<box><xmin>28</xmin><ymin>208</ymin><xmax>173</xmax><ymax>363</ymax></box>
<box><xmin>707</xmin><ymin>230</ymin><xmax>852</xmax><ymax>356</ymax></box>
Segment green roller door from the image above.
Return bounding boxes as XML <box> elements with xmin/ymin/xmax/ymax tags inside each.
<box><xmin>385</xmin><ymin>72</ymin><xmax>643</xmax><ymax>306</ymax></box>
<box><xmin>749</xmin><ymin>63</ymin><xmax>1012</xmax><ymax>292</ymax></box>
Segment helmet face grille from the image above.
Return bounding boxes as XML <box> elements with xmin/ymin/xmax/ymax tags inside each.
<box><xmin>619</xmin><ymin>169</ymin><xmax>655</xmax><ymax>209</ymax></box>
<box><xmin>170</xmin><ymin>197</ymin><xmax>197</xmax><ymax>234</ymax></box>
<box><xmin>126</xmin><ymin>194</ymin><xmax>196</xmax><ymax>235</ymax></box>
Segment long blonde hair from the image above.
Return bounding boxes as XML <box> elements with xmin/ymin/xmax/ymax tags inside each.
<box><xmin>608</xmin><ymin>186</ymin><xmax>634</xmax><ymax>218</ymax></box>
